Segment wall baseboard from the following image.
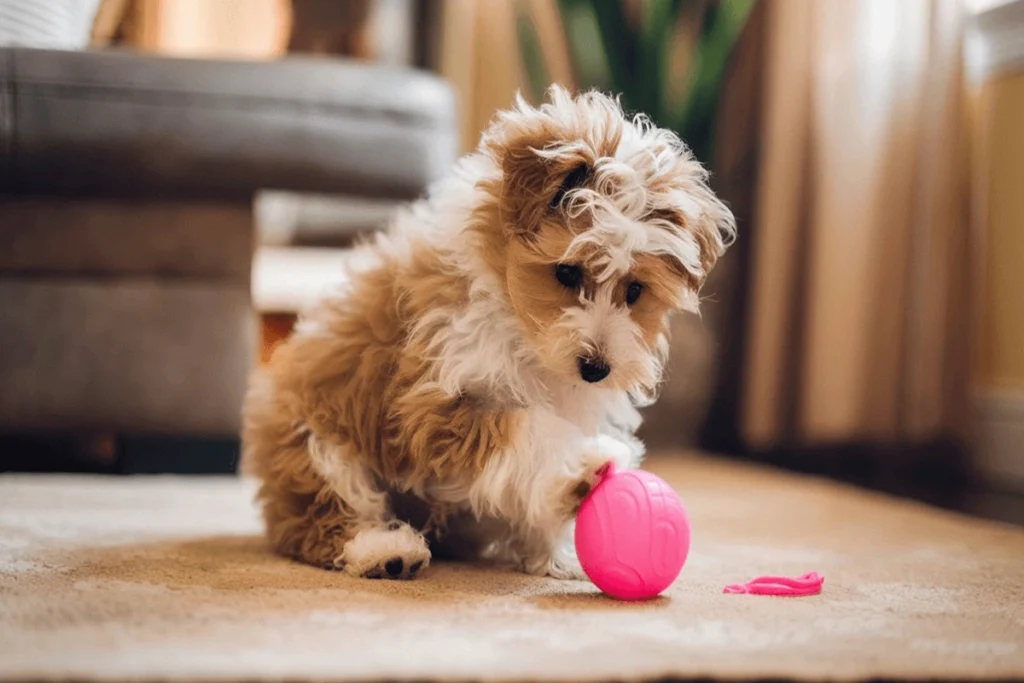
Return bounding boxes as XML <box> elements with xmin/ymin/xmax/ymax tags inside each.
<box><xmin>972</xmin><ymin>389</ymin><xmax>1024</xmax><ymax>493</ymax></box>
<box><xmin>739</xmin><ymin>439</ymin><xmax>972</xmax><ymax>512</ymax></box>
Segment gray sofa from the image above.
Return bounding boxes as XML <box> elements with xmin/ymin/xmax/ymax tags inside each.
<box><xmin>0</xmin><ymin>47</ymin><xmax>456</xmax><ymax>467</ymax></box>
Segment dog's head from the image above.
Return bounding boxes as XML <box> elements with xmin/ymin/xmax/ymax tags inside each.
<box><xmin>470</xmin><ymin>86</ymin><xmax>735</xmax><ymax>401</ymax></box>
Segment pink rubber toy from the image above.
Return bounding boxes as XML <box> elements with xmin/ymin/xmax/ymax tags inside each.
<box><xmin>574</xmin><ymin>462</ymin><xmax>691</xmax><ymax>600</ymax></box>
<box><xmin>723</xmin><ymin>571</ymin><xmax>824</xmax><ymax>596</ymax></box>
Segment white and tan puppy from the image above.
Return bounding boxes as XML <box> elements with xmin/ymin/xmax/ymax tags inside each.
<box><xmin>242</xmin><ymin>85</ymin><xmax>735</xmax><ymax>580</ymax></box>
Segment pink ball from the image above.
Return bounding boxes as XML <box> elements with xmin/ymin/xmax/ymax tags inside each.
<box><xmin>574</xmin><ymin>463</ymin><xmax>691</xmax><ymax>600</ymax></box>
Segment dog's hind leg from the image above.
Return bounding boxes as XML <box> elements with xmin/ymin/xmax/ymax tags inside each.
<box><xmin>303</xmin><ymin>434</ymin><xmax>431</xmax><ymax>580</ymax></box>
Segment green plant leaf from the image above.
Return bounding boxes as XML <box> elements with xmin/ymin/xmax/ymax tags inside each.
<box><xmin>638</xmin><ymin>0</ymin><xmax>683</xmax><ymax>122</ymax></box>
<box><xmin>675</xmin><ymin>0</ymin><xmax>756</xmax><ymax>163</ymax></box>
<box><xmin>516</xmin><ymin>4</ymin><xmax>551</xmax><ymax>103</ymax></box>
<box><xmin>516</xmin><ymin>0</ymin><xmax>756</xmax><ymax>169</ymax></box>
<box><xmin>557</xmin><ymin>0</ymin><xmax>615</xmax><ymax>93</ymax></box>
<box><xmin>570</xmin><ymin>0</ymin><xmax>636</xmax><ymax>107</ymax></box>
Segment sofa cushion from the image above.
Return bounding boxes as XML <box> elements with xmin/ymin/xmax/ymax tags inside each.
<box><xmin>0</xmin><ymin>199</ymin><xmax>252</xmax><ymax>281</ymax></box>
<box><xmin>0</xmin><ymin>47</ymin><xmax>458</xmax><ymax>199</ymax></box>
<box><xmin>0</xmin><ymin>279</ymin><xmax>254</xmax><ymax>436</ymax></box>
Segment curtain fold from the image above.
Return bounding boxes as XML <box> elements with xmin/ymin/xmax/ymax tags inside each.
<box><xmin>741</xmin><ymin>0</ymin><xmax>972</xmax><ymax>451</ymax></box>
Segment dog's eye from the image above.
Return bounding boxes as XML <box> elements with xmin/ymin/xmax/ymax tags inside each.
<box><xmin>549</xmin><ymin>163</ymin><xmax>590</xmax><ymax>210</ymax></box>
<box><xmin>555</xmin><ymin>264</ymin><xmax>584</xmax><ymax>289</ymax></box>
<box><xmin>626</xmin><ymin>281</ymin><xmax>643</xmax><ymax>305</ymax></box>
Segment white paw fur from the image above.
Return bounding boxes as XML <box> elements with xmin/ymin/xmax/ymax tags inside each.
<box><xmin>579</xmin><ymin>434</ymin><xmax>637</xmax><ymax>487</ymax></box>
<box><xmin>339</xmin><ymin>522</ymin><xmax>431</xmax><ymax>580</ymax></box>
<box><xmin>541</xmin><ymin>545</ymin><xmax>588</xmax><ymax>581</ymax></box>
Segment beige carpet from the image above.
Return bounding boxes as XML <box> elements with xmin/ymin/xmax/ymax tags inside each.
<box><xmin>2</xmin><ymin>455</ymin><xmax>1023</xmax><ymax>682</ymax></box>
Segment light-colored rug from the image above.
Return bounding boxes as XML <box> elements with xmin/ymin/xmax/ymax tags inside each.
<box><xmin>2</xmin><ymin>454</ymin><xmax>1023</xmax><ymax>682</ymax></box>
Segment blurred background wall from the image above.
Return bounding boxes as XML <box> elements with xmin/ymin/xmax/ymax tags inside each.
<box><xmin>968</xmin><ymin>0</ymin><xmax>1024</xmax><ymax>497</ymax></box>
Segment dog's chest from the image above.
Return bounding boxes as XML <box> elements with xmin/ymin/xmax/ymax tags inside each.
<box><xmin>545</xmin><ymin>383</ymin><xmax>635</xmax><ymax>436</ymax></box>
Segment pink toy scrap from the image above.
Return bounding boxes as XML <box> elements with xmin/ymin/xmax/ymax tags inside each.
<box><xmin>723</xmin><ymin>571</ymin><xmax>824</xmax><ymax>596</ymax></box>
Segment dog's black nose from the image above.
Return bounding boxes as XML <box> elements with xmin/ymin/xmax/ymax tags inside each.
<box><xmin>578</xmin><ymin>357</ymin><xmax>611</xmax><ymax>383</ymax></box>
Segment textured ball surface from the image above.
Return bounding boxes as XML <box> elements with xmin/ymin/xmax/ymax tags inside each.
<box><xmin>574</xmin><ymin>466</ymin><xmax>690</xmax><ymax>600</ymax></box>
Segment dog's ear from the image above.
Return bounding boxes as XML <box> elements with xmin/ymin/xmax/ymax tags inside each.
<box><xmin>645</xmin><ymin>146</ymin><xmax>737</xmax><ymax>292</ymax></box>
<box><xmin>650</xmin><ymin>192</ymin><xmax>735</xmax><ymax>293</ymax></box>
<box><xmin>496</xmin><ymin>131</ymin><xmax>590</xmax><ymax>240</ymax></box>
<box><xmin>479</xmin><ymin>87</ymin><xmax>623</xmax><ymax>240</ymax></box>
<box><xmin>683</xmin><ymin>182</ymin><xmax>736</xmax><ymax>287</ymax></box>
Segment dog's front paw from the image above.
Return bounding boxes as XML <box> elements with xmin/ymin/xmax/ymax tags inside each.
<box><xmin>337</xmin><ymin>521</ymin><xmax>431</xmax><ymax>580</ymax></box>
<box><xmin>544</xmin><ymin>556</ymin><xmax>587</xmax><ymax>580</ymax></box>
<box><xmin>571</xmin><ymin>435</ymin><xmax>636</xmax><ymax>507</ymax></box>
<box><xmin>520</xmin><ymin>541</ymin><xmax>587</xmax><ymax>580</ymax></box>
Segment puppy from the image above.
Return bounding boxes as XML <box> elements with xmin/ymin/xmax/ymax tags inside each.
<box><xmin>242</xmin><ymin>85</ymin><xmax>735</xmax><ymax>580</ymax></box>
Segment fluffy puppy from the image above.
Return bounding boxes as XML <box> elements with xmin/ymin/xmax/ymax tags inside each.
<box><xmin>242</xmin><ymin>85</ymin><xmax>735</xmax><ymax>580</ymax></box>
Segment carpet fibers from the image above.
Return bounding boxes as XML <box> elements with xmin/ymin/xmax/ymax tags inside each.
<box><xmin>1</xmin><ymin>454</ymin><xmax>1023</xmax><ymax>682</ymax></box>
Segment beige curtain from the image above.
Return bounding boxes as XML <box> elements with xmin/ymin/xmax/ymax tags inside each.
<box><xmin>742</xmin><ymin>0</ymin><xmax>972</xmax><ymax>450</ymax></box>
<box><xmin>439</xmin><ymin>0</ymin><xmax>525</xmax><ymax>154</ymax></box>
